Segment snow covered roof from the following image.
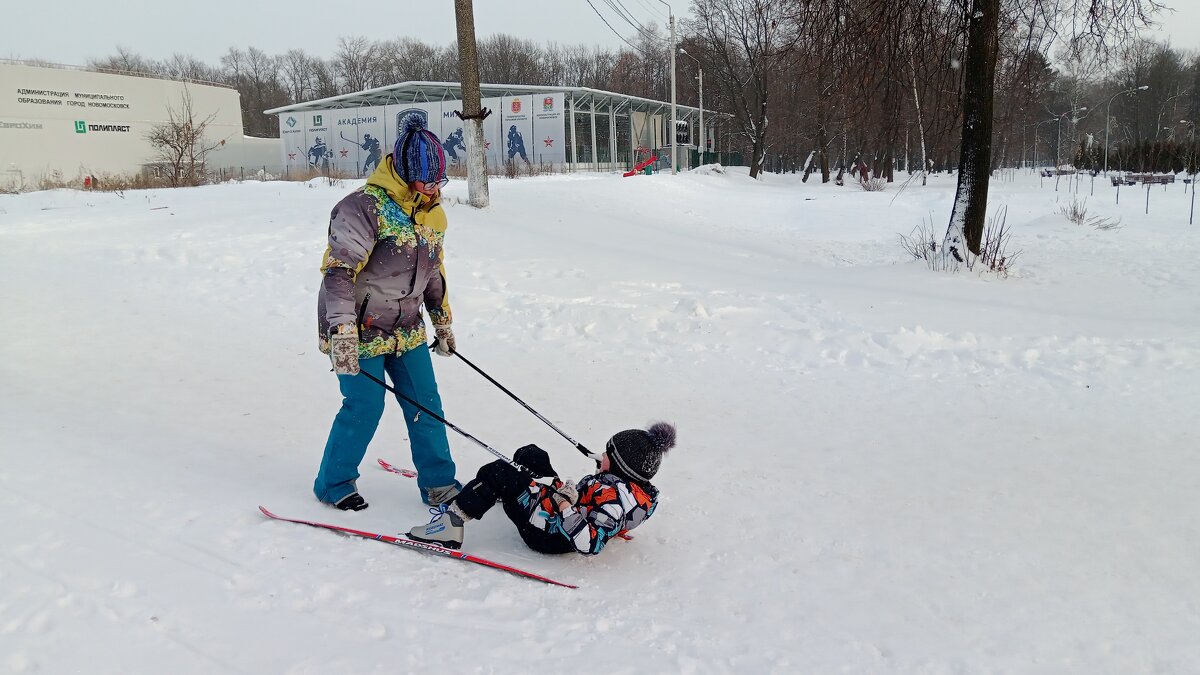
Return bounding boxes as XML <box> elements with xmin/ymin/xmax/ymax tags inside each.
<box><xmin>264</xmin><ymin>81</ymin><xmax>714</xmax><ymax>121</ymax></box>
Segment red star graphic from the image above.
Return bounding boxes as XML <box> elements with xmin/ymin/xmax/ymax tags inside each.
<box><xmin>543</xmin><ymin>137</ymin><xmax>554</xmax><ymax>147</ymax></box>
<box><xmin>484</xmin><ymin>141</ymin><xmax>491</xmax><ymax>149</ymax></box>
<box><xmin>287</xmin><ymin>153</ymin><xmax>296</xmax><ymax>160</ymax></box>
<box><xmin>339</xmin><ymin>149</ymin><xmax>349</xmax><ymax>157</ymax></box>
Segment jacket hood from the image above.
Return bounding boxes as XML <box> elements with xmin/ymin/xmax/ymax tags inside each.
<box><xmin>366</xmin><ymin>154</ymin><xmax>440</xmax><ymax>213</ymax></box>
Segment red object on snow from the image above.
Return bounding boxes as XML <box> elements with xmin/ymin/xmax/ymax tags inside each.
<box><xmin>623</xmin><ymin>155</ymin><xmax>658</xmax><ymax>177</ymax></box>
<box><xmin>83</xmin><ymin>176</ymin><xmax>92</xmax><ymax>189</ymax></box>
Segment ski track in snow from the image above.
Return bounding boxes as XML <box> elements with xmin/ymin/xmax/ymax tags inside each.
<box><xmin>1</xmin><ymin>169</ymin><xmax>1198</xmax><ymax>673</ymax></box>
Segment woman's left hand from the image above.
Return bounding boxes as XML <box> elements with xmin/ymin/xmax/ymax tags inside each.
<box><xmin>433</xmin><ymin>324</ymin><xmax>455</xmax><ymax>356</ymax></box>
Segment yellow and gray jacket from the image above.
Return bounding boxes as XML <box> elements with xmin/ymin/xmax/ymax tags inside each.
<box><xmin>317</xmin><ymin>154</ymin><xmax>452</xmax><ymax>358</ymax></box>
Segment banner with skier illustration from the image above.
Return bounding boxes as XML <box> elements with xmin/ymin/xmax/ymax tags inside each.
<box><xmin>329</xmin><ymin>112</ymin><xmax>360</xmax><ymax>175</ymax></box>
<box><xmin>303</xmin><ymin>111</ymin><xmax>333</xmax><ymax>174</ymax></box>
<box><xmin>436</xmin><ymin>96</ymin><xmax>505</xmax><ymax>169</ymax></box>
<box><xmin>500</xmin><ymin>95</ymin><xmax>534</xmax><ymax>168</ymax></box>
<box><xmin>283</xmin><ymin>92</ymin><xmax>566</xmax><ymax>174</ymax></box>
<box><xmin>330</xmin><ymin>107</ymin><xmax>385</xmax><ymax>177</ymax></box>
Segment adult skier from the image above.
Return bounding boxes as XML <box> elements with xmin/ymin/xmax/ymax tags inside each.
<box><xmin>314</xmin><ymin>115</ymin><xmax>460</xmax><ymax>511</ymax></box>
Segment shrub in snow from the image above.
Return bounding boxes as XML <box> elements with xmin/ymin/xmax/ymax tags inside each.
<box><xmin>860</xmin><ymin>177</ymin><xmax>888</xmax><ymax>192</ymax></box>
<box><xmin>899</xmin><ymin>206</ymin><xmax>1019</xmax><ymax>277</ymax></box>
<box><xmin>899</xmin><ymin>220</ymin><xmax>939</xmax><ymax>262</ymax></box>
<box><xmin>970</xmin><ymin>206</ymin><xmax>1020</xmax><ymax>277</ymax></box>
<box><xmin>1058</xmin><ymin>197</ymin><xmax>1121</xmax><ymax>231</ymax></box>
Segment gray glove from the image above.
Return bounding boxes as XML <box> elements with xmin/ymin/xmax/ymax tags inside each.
<box><xmin>433</xmin><ymin>324</ymin><xmax>455</xmax><ymax>357</ymax></box>
<box><xmin>329</xmin><ymin>325</ymin><xmax>360</xmax><ymax>375</ymax></box>
<box><xmin>552</xmin><ymin>478</ymin><xmax>578</xmax><ymax>511</ymax></box>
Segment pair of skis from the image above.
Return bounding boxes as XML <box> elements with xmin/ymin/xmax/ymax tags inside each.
<box><xmin>258</xmin><ymin>459</ymin><xmax>578</xmax><ymax>589</ymax></box>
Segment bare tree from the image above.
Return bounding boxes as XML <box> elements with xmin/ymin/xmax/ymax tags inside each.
<box><xmin>943</xmin><ymin>0</ymin><xmax>1001</xmax><ymax>264</ymax></box>
<box><xmin>334</xmin><ymin>37</ymin><xmax>377</xmax><ymax>93</ymax></box>
<box><xmin>89</xmin><ymin>46</ymin><xmax>161</xmax><ymax>75</ymax></box>
<box><xmin>162</xmin><ymin>53</ymin><xmax>217</xmax><ymax>82</ymax></box>
<box><xmin>690</xmin><ymin>0</ymin><xmax>800</xmax><ymax>178</ymax></box>
<box><xmin>146</xmin><ymin>89</ymin><xmax>225</xmax><ymax>187</ymax></box>
<box><xmin>943</xmin><ymin>0</ymin><xmax>1165</xmax><ymax>266</ymax></box>
<box><xmin>280</xmin><ymin>49</ymin><xmax>317</xmax><ymax>102</ymax></box>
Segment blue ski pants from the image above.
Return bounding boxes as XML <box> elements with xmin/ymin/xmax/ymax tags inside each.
<box><xmin>314</xmin><ymin>347</ymin><xmax>457</xmax><ymax>504</ymax></box>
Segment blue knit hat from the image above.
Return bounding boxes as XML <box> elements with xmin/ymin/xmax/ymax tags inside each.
<box><xmin>393</xmin><ymin>114</ymin><xmax>446</xmax><ymax>184</ymax></box>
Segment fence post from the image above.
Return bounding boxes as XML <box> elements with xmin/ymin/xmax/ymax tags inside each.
<box><xmin>1145</xmin><ymin>181</ymin><xmax>1150</xmax><ymax>215</ymax></box>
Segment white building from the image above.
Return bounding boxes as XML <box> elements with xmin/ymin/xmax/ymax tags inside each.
<box><xmin>1</xmin><ymin>60</ymin><xmax>276</xmax><ymax>188</ymax></box>
<box><xmin>266</xmin><ymin>81</ymin><xmax>718</xmax><ymax>177</ymax></box>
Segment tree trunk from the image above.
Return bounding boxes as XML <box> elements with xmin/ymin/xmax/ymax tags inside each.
<box><xmin>454</xmin><ymin>0</ymin><xmax>490</xmax><ymax>208</ymax></box>
<box><xmin>943</xmin><ymin>0</ymin><xmax>999</xmax><ymax>263</ymax></box>
<box><xmin>911</xmin><ymin>61</ymin><xmax>929</xmax><ymax>187</ymax></box>
<box><xmin>817</xmin><ymin>98</ymin><xmax>831</xmax><ymax>183</ymax></box>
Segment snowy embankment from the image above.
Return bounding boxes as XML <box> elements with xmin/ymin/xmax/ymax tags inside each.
<box><xmin>1</xmin><ymin>168</ymin><xmax>1197</xmax><ymax>673</ymax></box>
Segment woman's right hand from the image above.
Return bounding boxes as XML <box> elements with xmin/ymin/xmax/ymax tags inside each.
<box><xmin>329</xmin><ymin>325</ymin><xmax>361</xmax><ymax>375</ymax></box>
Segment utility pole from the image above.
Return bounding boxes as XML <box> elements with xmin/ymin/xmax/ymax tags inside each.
<box><xmin>659</xmin><ymin>0</ymin><xmax>677</xmax><ymax>174</ymax></box>
<box><xmin>454</xmin><ymin>0</ymin><xmax>489</xmax><ymax>207</ymax></box>
<box><xmin>679</xmin><ymin>47</ymin><xmax>703</xmax><ymax>163</ymax></box>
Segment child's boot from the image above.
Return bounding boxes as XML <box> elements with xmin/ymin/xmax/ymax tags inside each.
<box><xmin>407</xmin><ymin>503</ymin><xmax>470</xmax><ymax>549</ymax></box>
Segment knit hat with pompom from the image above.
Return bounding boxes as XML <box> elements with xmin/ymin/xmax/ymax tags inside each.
<box><xmin>606</xmin><ymin>422</ymin><xmax>677</xmax><ymax>483</ymax></box>
<box><xmin>393</xmin><ymin>113</ymin><xmax>446</xmax><ymax>184</ymax></box>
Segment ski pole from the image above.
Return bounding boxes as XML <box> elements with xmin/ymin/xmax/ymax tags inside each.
<box><xmin>356</xmin><ymin>369</ymin><xmax>545</xmax><ymax>479</ymax></box>
<box><xmin>432</xmin><ymin>340</ymin><xmax>601</xmax><ymax>464</ymax></box>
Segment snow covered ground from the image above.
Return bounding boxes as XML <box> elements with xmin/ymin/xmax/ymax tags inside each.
<box><xmin>1</xmin><ymin>167</ymin><xmax>1197</xmax><ymax>673</ymax></box>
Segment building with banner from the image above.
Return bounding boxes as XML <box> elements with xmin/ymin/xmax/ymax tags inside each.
<box><xmin>266</xmin><ymin>82</ymin><xmax>718</xmax><ymax>177</ymax></box>
<box><xmin>1</xmin><ymin>60</ymin><xmax>277</xmax><ymax>188</ymax></box>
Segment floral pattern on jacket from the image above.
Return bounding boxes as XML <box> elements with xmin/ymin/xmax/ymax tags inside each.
<box><xmin>317</xmin><ymin>155</ymin><xmax>452</xmax><ymax>359</ymax></box>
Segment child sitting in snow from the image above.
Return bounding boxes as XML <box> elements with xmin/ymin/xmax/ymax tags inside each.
<box><xmin>408</xmin><ymin>422</ymin><xmax>676</xmax><ymax>554</ymax></box>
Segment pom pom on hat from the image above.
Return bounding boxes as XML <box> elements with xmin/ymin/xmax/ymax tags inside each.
<box><xmin>402</xmin><ymin>112</ymin><xmax>428</xmax><ymax>133</ymax></box>
<box><xmin>607</xmin><ymin>421</ymin><xmax>676</xmax><ymax>483</ymax></box>
<box><xmin>646</xmin><ymin>422</ymin><xmax>677</xmax><ymax>452</ymax></box>
<box><xmin>393</xmin><ymin>113</ymin><xmax>446</xmax><ymax>184</ymax></box>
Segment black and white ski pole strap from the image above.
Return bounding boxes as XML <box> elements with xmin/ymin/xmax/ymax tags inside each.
<box><xmin>431</xmin><ymin>340</ymin><xmax>602</xmax><ymax>466</ymax></box>
<box><xmin>356</xmin><ymin>369</ymin><xmax>543</xmax><ymax>479</ymax></box>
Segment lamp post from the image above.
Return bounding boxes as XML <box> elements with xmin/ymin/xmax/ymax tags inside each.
<box><xmin>1034</xmin><ymin>117</ymin><xmax>1058</xmax><ymax>169</ymax></box>
<box><xmin>1055</xmin><ymin>107</ymin><xmax>1087</xmax><ymax>167</ymax></box>
<box><xmin>679</xmin><ymin>47</ymin><xmax>703</xmax><ymax>163</ymax></box>
<box><xmin>1182</xmin><ymin>120</ymin><xmax>1197</xmax><ymax>224</ymax></box>
<box><xmin>658</xmin><ymin>0</ymin><xmax>677</xmax><ymax>174</ymax></box>
<box><xmin>1104</xmin><ymin>85</ymin><xmax>1149</xmax><ymax>176</ymax></box>
<box><xmin>1183</xmin><ymin>119</ymin><xmax>1196</xmax><ymax>192</ymax></box>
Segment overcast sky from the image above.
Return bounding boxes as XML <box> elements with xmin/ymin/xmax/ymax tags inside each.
<box><xmin>1</xmin><ymin>0</ymin><xmax>1196</xmax><ymax>67</ymax></box>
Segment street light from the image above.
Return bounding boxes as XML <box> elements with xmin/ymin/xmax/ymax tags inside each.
<box><xmin>1184</xmin><ymin>120</ymin><xmax>1198</xmax><ymax>221</ymax></box>
<box><xmin>1104</xmin><ymin>85</ymin><xmax>1149</xmax><ymax>175</ymax></box>
<box><xmin>657</xmin><ymin>0</ymin><xmax>677</xmax><ymax>174</ymax></box>
<box><xmin>1055</xmin><ymin>107</ymin><xmax>1087</xmax><ymax>168</ymax></box>
<box><xmin>678</xmin><ymin>47</ymin><xmax>703</xmax><ymax>163</ymax></box>
<box><xmin>1033</xmin><ymin>117</ymin><xmax>1058</xmax><ymax>169</ymax></box>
